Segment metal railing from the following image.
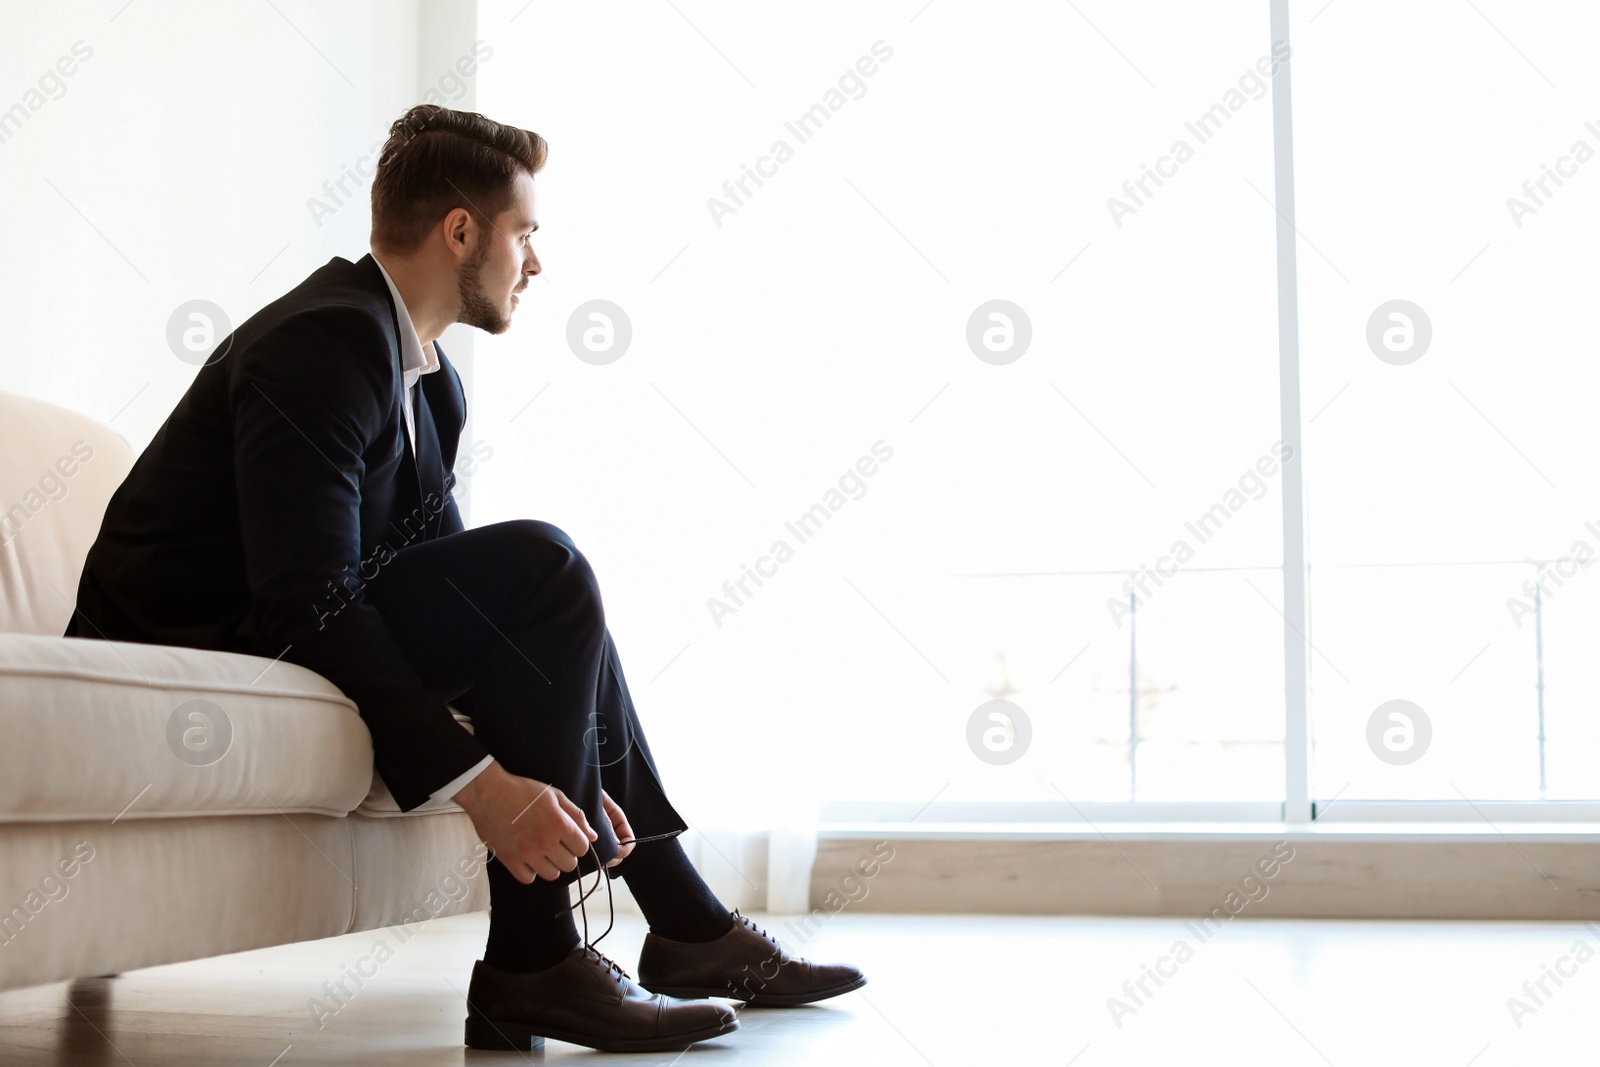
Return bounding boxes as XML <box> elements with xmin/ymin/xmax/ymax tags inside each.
<box><xmin>963</xmin><ymin>555</ymin><xmax>1593</xmax><ymax>803</ymax></box>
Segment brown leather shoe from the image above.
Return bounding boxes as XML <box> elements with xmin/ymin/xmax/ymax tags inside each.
<box><xmin>463</xmin><ymin>945</ymin><xmax>739</xmax><ymax>1052</ymax></box>
<box><xmin>638</xmin><ymin>910</ymin><xmax>866</xmax><ymax>1007</ymax></box>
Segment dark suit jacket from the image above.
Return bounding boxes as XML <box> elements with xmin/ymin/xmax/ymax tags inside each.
<box><xmin>65</xmin><ymin>253</ymin><xmax>489</xmax><ymax>811</ymax></box>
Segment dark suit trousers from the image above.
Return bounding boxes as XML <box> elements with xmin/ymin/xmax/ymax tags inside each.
<box><xmin>361</xmin><ymin>518</ymin><xmax>688</xmax><ymax>896</ymax></box>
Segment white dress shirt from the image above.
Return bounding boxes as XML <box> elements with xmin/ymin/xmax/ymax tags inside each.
<box><xmin>371</xmin><ymin>253</ymin><xmax>496</xmax><ymax>804</ymax></box>
<box><xmin>371</xmin><ymin>256</ymin><xmax>440</xmax><ymax>455</ymax></box>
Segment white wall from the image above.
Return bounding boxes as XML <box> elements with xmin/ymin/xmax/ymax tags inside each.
<box><xmin>0</xmin><ymin>0</ymin><xmax>482</xmax><ymax>450</ymax></box>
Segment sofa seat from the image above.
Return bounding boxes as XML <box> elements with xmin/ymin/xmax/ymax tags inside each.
<box><xmin>0</xmin><ymin>388</ymin><xmax>493</xmax><ymax>996</ymax></box>
<box><xmin>0</xmin><ymin>631</ymin><xmax>374</xmax><ymax>822</ymax></box>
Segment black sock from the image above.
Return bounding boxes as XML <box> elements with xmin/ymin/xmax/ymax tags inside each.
<box><xmin>615</xmin><ymin>836</ymin><xmax>734</xmax><ymax>943</ymax></box>
<box><xmin>482</xmin><ymin>858</ymin><xmax>581</xmax><ymax>973</ymax></box>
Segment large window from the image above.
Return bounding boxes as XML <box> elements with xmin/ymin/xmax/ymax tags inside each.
<box><xmin>465</xmin><ymin>0</ymin><xmax>1600</xmax><ymax>823</ymax></box>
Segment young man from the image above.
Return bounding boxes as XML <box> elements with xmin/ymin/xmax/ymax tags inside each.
<box><xmin>65</xmin><ymin>105</ymin><xmax>863</xmax><ymax>1053</ymax></box>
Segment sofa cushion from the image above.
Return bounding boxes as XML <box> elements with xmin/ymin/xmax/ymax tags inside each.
<box><xmin>0</xmin><ymin>392</ymin><xmax>137</xmax><ymax>636</ymax></box>
<box><xmin>0</xmin><ymin>632</ymin><xmax>374</xmax><ymax>822</ymax></box>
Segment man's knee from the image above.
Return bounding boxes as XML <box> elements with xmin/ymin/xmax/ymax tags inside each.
<box><xmin>500</xmin><ymin>519</ymin><xmax>605</xmax><ymax>632</ymax></box>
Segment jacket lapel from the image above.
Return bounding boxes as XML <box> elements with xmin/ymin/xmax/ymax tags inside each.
<box><xmin>412</xmin><ymin>382</ymin><xmax>446</xmax><ymax>540</ymax></box>
<box><xmin>362</xmin><ymin>252</ymin><xmax>428</xmax><ymax>546</ymax></box>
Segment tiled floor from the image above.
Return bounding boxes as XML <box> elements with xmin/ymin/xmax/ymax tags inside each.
<box><xmin>1</xmin><ymin>910</ymin><xmax>1595</xmax><ymax>1064</ymax></box>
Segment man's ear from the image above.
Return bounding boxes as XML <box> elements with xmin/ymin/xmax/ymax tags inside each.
<box><xmin>441</xmin><ymin>206</ymin><xmax>476</xmax><ymax>259</ymax></box>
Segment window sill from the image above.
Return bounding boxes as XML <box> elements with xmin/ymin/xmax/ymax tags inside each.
<box><xmin>819</xmin><ymin>820</ymin><xmax>1600</xmax><ymax>843</ymax></box>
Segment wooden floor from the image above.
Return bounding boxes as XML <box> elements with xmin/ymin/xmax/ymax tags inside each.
<box><xmin>1</xmin><ymin>910</ymin><xmax>1594</xmax><ymax>1064</ymax></box>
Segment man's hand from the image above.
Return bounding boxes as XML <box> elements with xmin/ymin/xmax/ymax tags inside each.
<box><xmin>602</xmin><ymin>790</ymin><xmax>635</xmax><ymax>868</ymax></box>
<box><xmin>452</xmin><ymin>761</ymin><xmax>597</xmax><ymax>884</ymax></box>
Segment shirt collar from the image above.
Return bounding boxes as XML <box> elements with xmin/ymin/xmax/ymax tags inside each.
<box><xmin>371</xmin><ymin>253</ymin><xmax>440</xmax><ymax>382</ymax></box>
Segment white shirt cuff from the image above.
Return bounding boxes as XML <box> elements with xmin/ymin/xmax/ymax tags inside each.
<box><xmin>430</xmin><ymin>754</ymin><xmax>495</xmax><ymax>803</ymax></box>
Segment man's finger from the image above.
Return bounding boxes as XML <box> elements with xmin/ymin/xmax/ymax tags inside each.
<box><xmin>568</xmin><ymin>803</ymin><xmax>598</xmax><ymax>840</ymax></box>
<box><xmin>493</xmin><ymin>842</ymin><xmax>533</xmax><ymax>883</ymax></box>
<box><xmin>602</xmin><ymin>793</ymin><xmax>633</xmax><ymax>834</ymax></box>
<box><xmin>555</xmin><ymin>821</ymin><xmax>591</xmax><ymax>860</ymax></box>
<box><xmin>559</xmin><ymin>794</ymin><xmax>598</xmax><ymax>839</ymax></box>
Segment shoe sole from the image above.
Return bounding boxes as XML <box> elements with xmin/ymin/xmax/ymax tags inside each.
<box><xmin>464</xmin><ymin>1012</ymin><xmax>738</xmax><ymax>1053</ymax></box>
<box><xmin>648</xmin><ymin>973</ymin><xmax>868</xmax><ymax>1007</ymax></box>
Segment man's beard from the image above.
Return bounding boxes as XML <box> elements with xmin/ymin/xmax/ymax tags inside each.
<box><xmin>456</xmin><ymin>241</ymin><xmax>511</xmax><ymax>334</ymax></box>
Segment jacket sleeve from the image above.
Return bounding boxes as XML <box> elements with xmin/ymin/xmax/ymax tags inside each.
<box><xmin>228</xmin><ymin>306</ymin><xmax>490</xmax><ymax>811</ymax></box>
<box><xmin>439</xmin><ymin>483</ymin><xmax>466</xmax><ymax>537</ymax></box>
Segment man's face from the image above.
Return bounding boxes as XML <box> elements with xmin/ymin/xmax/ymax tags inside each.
<box><xmin>457</xmin><ymin>170</ymin><xmax>539</xmax><ymax>334</ymax></box>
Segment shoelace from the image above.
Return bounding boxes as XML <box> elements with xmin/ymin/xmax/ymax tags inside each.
<box><xmin>567</xmin><ymin>831</ymin><xmax>683</xmax><ymax>987</ymax></box>
<box><xmin>732</xmin><ymin>908</ymin><xmax>789</xmax><ymax>958</ymax></box>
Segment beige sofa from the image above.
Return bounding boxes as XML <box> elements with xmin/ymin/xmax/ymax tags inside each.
<box><xmin>0</xmin><ymin>390</ymin><xmax>490</xmax><ymax>993</ymax></box>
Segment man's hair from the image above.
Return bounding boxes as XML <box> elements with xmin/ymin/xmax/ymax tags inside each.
<box><xmin>370</xmin><ymin>104</ymin><xmax>547</xmax><ymax>253</ymax></box>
